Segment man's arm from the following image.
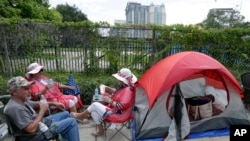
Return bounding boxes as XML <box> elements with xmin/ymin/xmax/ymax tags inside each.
<box><xmin>23</xmin><ymin>103</ymin><xmax>48</xmax><ymax>133</ymax></box>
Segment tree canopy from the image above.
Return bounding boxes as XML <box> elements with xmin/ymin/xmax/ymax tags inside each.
<box><xmin>199</xmin><ymin>8</ymin><xmax>247</xmax><ymax>28</ymax></box>
<box><xmin>56</xmin><ymin>3</ymin><xmax>88</xmax><ymax>22</ymax></box>
<box><xmin>0</xmin><ymin>0</ymin><xmax>62</xmax><ymax>21</ymax></box>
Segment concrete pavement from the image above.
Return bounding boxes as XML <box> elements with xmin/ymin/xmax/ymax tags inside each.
<box><xmin>3</xmin><ymin>119</ymin><xmax>132</xmax><ymax>141</ymax></box>
<box><xmin>79</xmin><ymin>121</ymin><xmax>131</xmax><ymax>141</ymax></box>
<box><xmin>1</xmin><ymin>118</ymin><xmax>233</xmax><ymax>141</ymax></box>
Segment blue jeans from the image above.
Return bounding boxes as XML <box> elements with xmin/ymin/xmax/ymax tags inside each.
<box><xmin>43</xmin><ymin>110</ymin><xmax>80</xmax><ymax>141</ymax></box>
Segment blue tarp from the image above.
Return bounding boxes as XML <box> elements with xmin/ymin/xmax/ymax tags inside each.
<box><xmin>136</xmin><ymin>138</ymin><xmax>164</xmax><ymax>141</ymax></box>
<box><xmin>185</xmin><ymin>128</ymin><xmax>229</xmax><ymax>139</ymax></box>
<box><xmin>131</xmin><ymin>118</ymin><xmax>229</xmax><ymax>141</ymax></box>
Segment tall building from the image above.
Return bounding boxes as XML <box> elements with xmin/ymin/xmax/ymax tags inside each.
<box><xmin>123</xmin><ymin>2</ymin><xmax>166</xmax><ymax>38</ymax></box>
<box><xmin>125</xmin><ymin>2</ymin><xmax>166</xmax><ymax>25</ymax></box>
<box><xmin>148</xmin><ymin>3</ymin><xmax>166</xmax><ymax>25</ymax></box>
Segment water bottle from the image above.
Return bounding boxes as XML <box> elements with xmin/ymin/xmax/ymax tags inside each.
<box><xmin>99</xmin><ymin>84</ymin><xmax>106</xmax><ymax>95</ymax></box>
<box><xmin>48</xmin><ymin>79</ymin><xmax>54</xmax><ymax>90</ymax></box>
<box><xmin>40</xmin><ymin>95</ymin><xmax>47</xmax><ymax>104</ymax></box>
<box><xmin>94</xmin><ymin>88</ymin><xmax>99</xmax><ymax>100</ymax></box>
<box><xmin>39</xmin><ymin>122</ymin><xmax>48</xmax><ymax>132</ymax></box>
<box><xmin>39</xmin><ymin>122</ymin><xmax>53</xmax><ymax>139</ymax></box>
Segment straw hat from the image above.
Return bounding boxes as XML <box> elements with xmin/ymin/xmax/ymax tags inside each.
<box><xmin>112</xmin><ymin>68</ymin><xmax>137</xmax><ymax>85</ymax></box>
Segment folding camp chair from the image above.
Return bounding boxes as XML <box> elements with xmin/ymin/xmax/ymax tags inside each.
<box><xmin>2</xmin><ymin>111</ymin><xmax>61</xmax><ymax>141</ymax></box>
<box><xmin>0</xmin><ymin>97</ymin><xmax>43</xmax><ymax>141</ymax></box>
<box><xmin>103</xmin><ymin>106</ymin><xmax>134</xmax><ymax>141</ymax></box>
<box><xmin>0</xmin><ymin>96</ymin><xmax>60</xmax><ymax>141</ymax></box>
<box><xmin>240</xmin><ymin>72</ymin><xmax>250</xmax><ymax>109</ymax></box>
<box><xmin>0</xmin><ymin>101</ymin><xmax>8</xmax><ymax>140</ymax></box>
<box><xmin>3</xmin><ymin>113</ymin><xmax>44</xmax><ymax>141</ymax></box>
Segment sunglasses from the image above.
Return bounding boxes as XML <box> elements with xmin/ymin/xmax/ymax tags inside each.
<box><xmin>39</xmin><ymin>69</ymin><xmax>43</xmax><ymax>73</ymax></box>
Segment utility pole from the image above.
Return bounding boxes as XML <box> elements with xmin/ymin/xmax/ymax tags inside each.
<box><xmin>214</xmin><ymin>0</ymin><xmax>217</xmax><ymax>14</ymax></box>
<box><xmin>239</xmin><ymin>0</ymin><xmax>243</xmax><ymax>14</ymax></box>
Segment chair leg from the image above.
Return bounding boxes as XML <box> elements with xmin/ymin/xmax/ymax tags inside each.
<box><xmin>113</xmin><ymin>124</ymin><xmax>130</xmax><ymax>140</ymax></box>
<box><xmin>11</xmin><ymin>135</ymin><xmax>15</xmax><ymax>141</ymax></box>
<box><xmin>104</xmin><ymin>122</ymin><xmax>131</xmax><ymax>141</ymax></box>
<box><xmin>103</xmin><ymin>122</ymin><xmax>111</xmax><ymax>137</ymax></box>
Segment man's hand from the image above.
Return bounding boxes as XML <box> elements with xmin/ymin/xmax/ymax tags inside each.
<box><xmin>39</xmin><ymin>102</ymin><xmax>49</xmax><ymax>113</ymax></box>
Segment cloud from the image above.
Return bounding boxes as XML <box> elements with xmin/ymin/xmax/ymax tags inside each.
<box><xmin>49</xmin><ymin>0</ymin><xmax>250</xmax><ymax>25</ymax></box>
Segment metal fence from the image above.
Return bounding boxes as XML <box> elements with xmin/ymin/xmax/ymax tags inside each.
<box><xmin>0</xmin><ymin>23</ymin><xmax>249</xmax><ymax>77</ymax></box>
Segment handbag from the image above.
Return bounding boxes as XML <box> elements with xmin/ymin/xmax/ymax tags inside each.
<box><xmin>187</xmin><ymin>96</ymin><xmax>213</xmax><ymax>120</ymax></box>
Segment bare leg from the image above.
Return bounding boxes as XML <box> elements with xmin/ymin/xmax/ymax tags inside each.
<box><xmin>69</xmin><ymin>105</ymin><xmax>77</xmax><ymax>113</ymax></box>
<box><xmin>76</xmin><ymin>106</ymin><xmax>90</xmax><ymax>124</ymax></box>
<box><xmin>70</xmin><ymin>110</ymin><xmax>90</xmax><ymax>120</ymax></box>
<box><xmin>91</xmin><ymin>124</ymin><xmax>104</xmax><ymax>136</ymax></box>
<box><xmin>97</xmin><ymin>124</ymin><xmax>104</xmax><ymax>135</ymax></box>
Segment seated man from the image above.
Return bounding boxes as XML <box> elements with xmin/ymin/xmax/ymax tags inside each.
<box><xmin>4</xmin><ymin>76</ymin><xmax>80</xmax><ymax>141</ymax></box>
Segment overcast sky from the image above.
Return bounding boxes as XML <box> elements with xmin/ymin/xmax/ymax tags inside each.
<box><xmin>49</xmin><ymin>0</ymin><xmax>249</xmax><ymax>25</ymax></box>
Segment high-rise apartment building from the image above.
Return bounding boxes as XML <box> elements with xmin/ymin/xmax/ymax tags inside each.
<box><xmin>110</xmin><ymin>2</ymin><xmax>165</xmax><ymax>38</ymax></box>
<box><xmin>125</xmin><ymin>2</ymin><xmax>166</xmax><ymax>25</ymax></box>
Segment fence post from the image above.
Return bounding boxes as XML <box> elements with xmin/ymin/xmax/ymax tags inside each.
<box><xmin>149</xmin><ymin>28</ymin><xmax>156</xmax><ymax>67</ymax></box>
<box><xmin>0</xmin><ymin>27</ymin><xmax>12</xmax><ymax>78</ymax></box>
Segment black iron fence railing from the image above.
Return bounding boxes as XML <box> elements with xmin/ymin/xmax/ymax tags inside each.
<box><xmin>1</xmin><ymin>23</ymin><xmax>250</xmax><ymax>77</ymax></box>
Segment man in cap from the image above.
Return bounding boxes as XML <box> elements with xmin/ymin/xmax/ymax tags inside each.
<box><xmin>4</xmin><ymin>76</ymin><xmax>80</xmax><ymax>141</ymax></box>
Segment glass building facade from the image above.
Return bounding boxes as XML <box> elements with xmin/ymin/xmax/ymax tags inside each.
<box><xmin>125</xmin><ymin>2</ymin><xmax>166</xmax><ymax>25</ymax></box>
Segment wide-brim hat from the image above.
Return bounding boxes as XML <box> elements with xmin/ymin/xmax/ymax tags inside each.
<box><xmin>27</xmin><ymin>63</ymin><xmax>44</xmax><ymax>74</ymax></box>
<box><xmin>112</xmin><ymin>68</ymin><xmax>137</xmax><ymax>85</ymax></box>
<box><xmin>25</xmin><ymin>63</ymin><xmax>44</xmax><ymax>79</ymax></box>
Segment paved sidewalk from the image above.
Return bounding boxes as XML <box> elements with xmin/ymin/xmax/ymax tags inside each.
<box><xmin>78</xmin><ymin>120</ymin><xmax>131</xmax><ymax>141</ymax></box>
<box><xmin>3</xmin><ymin>119</ymin><xmax>131</xmax><ymax>141</ymax></box>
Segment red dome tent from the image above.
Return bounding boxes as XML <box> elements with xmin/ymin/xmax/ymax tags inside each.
<box><xmin>132</xmin><ymin>51</ymin><xmax>249</xmax><ymax>141</ymax></box>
